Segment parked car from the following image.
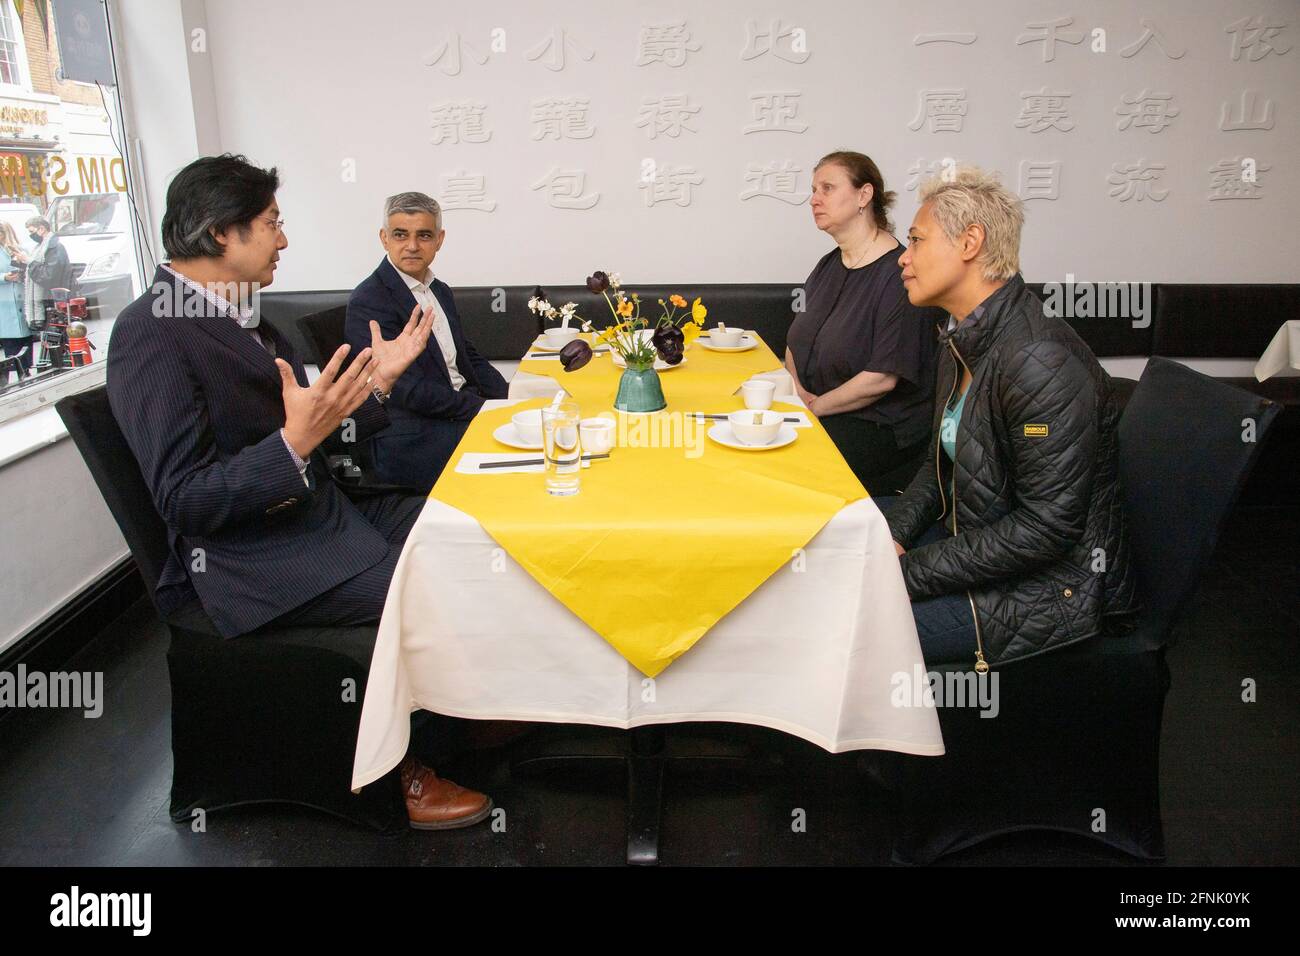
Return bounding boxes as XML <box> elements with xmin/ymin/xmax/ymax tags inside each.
<box><xmin>45</xmin><ymin>192</ymin><xmax>140</xmax><ymax>319</ymax></box>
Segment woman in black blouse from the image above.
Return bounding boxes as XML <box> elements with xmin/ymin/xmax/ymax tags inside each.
<box><xmin>786</xmin><ymin>151</ymin><xmax>943</xmax><ymax>494</ymax></box>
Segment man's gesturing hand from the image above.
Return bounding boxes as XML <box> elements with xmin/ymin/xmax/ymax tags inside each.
<box><xmin>369</xmin><ymin>303</ymin><xmax>435</xmax><ymax>396</ymax></box>
<box><xmin>278</xmin><ymin>345</ymin><xmax>375</xmax><ymax>459</ymax></box>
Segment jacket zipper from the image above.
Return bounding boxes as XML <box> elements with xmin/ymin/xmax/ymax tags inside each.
<box><xmin>945</xmin><ymin>337</ymin><xmax>989</xmax><ymax>675</ymax></box>
<box><xmin>935</xmin><ymin>344</ymin><xmax>960</xmax><ymax>520</ymax></box>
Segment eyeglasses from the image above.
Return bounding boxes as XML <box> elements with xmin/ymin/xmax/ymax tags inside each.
<box><xmin>259</xmin><ymin>216</ymin><xmax>286</xmax><ymax>234</ymax></box>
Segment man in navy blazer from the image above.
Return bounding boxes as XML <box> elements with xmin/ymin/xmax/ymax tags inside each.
<box><xmin>345</xmin><ymin>192</ymin><xmax>508</xmax><ymax>492</ymax></box>
<box><xmin>107</xmin><ymin>155</ymin><xmax>493</xmax><ymax>830</ymax></box>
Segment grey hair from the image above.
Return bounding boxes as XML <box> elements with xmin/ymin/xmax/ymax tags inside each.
<box><xmin>383</xmin><ymin>191</ymin><xmax>442</xmax><ymax>232</ymax></box>
<box><xmin>25</xmin><ymin>216</ymin><xmax>52</xmax><ymax>231</ymax></box>
<box><xmin>918</xmin><ymin>166</ymin><xmax>1024</xmax><ymax>282</ymax></box>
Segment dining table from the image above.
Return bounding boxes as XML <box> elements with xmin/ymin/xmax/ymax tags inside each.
<box><xmin>350</xmin><ymin>328</ymin><xmax>944</xmax><ymax>857</ymax></box>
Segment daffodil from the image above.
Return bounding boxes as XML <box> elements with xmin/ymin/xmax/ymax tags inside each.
<box><xmin>691</xmin><ymin>298</ymin><xmax>707</xmax><ymax>324</ymax></box>
<box><xmin>681</xmin><ymin>322</ymin><xmax>701</xmax><ymax>346</ymax></box>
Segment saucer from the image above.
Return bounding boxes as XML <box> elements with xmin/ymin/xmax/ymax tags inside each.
<box><xmin>706</xmin><ymin>422</ymin><xmax>798</xmax><ymax>451</ymax></box>
<box><xmin>492</xmin><ymin>423</ymin><xmax>543</xmax><ymax>450</ymax></box>
<box><xmin>699</xmin><ymin>333</ymin><xmax>758</xmax><ymax>352</ymax></box>
<box><xmin>531</xmin><ymin>334</ymin><xmax>583</xmax><ymax>353</ymax></box>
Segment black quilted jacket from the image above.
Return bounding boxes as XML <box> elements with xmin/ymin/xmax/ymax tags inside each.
<box><xmin>884</xmin><ymin>275</ymin><xmax>1138</xmax><ymax>668</ymax></box>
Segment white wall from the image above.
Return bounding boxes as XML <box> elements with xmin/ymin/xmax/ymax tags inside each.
<box><xmin>111</xmin><ymin>0</ymin><xmax>210</xmax><ymax>267</ymax></box>
<box><xmin>0</xmin><ymin>435</ymin><xmax>129</xmax><ymax>652</ymax></box>
<box><xmin>181</xmin><ymin>0</ymin><xmax>1300</xmax><ymax>292</ymax></box>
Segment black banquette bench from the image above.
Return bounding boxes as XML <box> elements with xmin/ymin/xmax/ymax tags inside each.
<box><xmin>259</xmin><ymin>282</ymin><xmax>1299</xmax><ymax>402</ymax></box>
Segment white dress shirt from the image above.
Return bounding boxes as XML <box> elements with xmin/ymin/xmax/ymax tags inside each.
<box><xmin>390</xmin><ymin>257</ymin><xmax>465</xmax><ymax>391</ymax></box>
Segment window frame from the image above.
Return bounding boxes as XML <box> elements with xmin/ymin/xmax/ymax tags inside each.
<box><xmin>0</xmin><ymin>0</ymin><xmax>33</xmax><ymax>93</ymax></box>
<box><xmin>0</xmin><ymin>0</ymin><xmax>147</xmax><ymax>428</ymax></box>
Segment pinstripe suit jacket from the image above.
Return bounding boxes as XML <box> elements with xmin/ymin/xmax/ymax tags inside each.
<box><xmin>107</xmin><ymin>266</ymin><xmax>392</xmax><ymax>637</ymax></box>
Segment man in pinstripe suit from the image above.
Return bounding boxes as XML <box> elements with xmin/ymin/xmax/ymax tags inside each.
<box><xmin>107</xmin><ymin>154</ymin><xmax>493</xmax><ymax>830</ymax></box>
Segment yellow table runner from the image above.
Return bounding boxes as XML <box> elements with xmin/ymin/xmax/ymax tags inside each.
<box><xmin>518</xmin><ymin>332</ymin><xmax>785</xmax><ymax>410</ymax></box>
<box><xmin>430</xmin><ymin>377</ymin><xmax>867</xmax><ymax>676</ymax></box>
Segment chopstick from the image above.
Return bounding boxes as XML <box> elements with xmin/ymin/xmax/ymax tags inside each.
<box><xmin>692</xmin><ymin>413</ymin><xmax>803</xmax><ymax>423</ymax></box>
<box><xmin>526</xmin><ymin>348</ymin><xmax>611</xmax><ymax>358</ymax></box>
<box><xmin>478</xmin><ymin>453</ymin><xmax>611</xmax><ymax>470</ymax></box>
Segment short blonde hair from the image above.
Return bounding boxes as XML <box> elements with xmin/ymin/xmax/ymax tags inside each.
<box><xmin>918</xmin><ymin>166</ymin><xmax>1023</xmax><ymax>281</ymax></box>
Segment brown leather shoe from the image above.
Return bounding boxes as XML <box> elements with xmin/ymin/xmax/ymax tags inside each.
<box><xmin>400</xmin><ymin>757</ymin><xmax>493</xmax><ymax>830</ymax></box>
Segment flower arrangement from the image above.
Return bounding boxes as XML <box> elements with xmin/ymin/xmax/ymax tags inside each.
<box><xmin>527</xmin><ymin>271</ymin><xmax>708</xmax><ymax>374</ymax></box>
<box><xmin>583</xmin><ymin>270</ymin><xmax>658</xmax><ymax>370</ymax></box>
<box><xmin>649</xmin><ymin>292</ymin><xmax>708</xmax><ymax>364</ymax></box>
<box><xmin>527</xmin><ymin>287</ymin><xmax>579</xmax><ymax>329</ymax></box>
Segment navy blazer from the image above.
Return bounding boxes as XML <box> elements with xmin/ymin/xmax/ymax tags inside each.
<box><xmin>107</xmin><ymin>266</ymin><xmax>394</xmax><ymax>637</ymax></box>
<box><xmin>344</xmin><ymin>258</ymin><xmax>508</xmax><ymax>491</ymax></box>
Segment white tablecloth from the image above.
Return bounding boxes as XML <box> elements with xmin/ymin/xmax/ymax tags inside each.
<box><xmin>351</xmin><ymin>401</ymin><xmax>944</xmax><ymax>789</ymax></box>
<box><xmin>1255</xmin><ymin>320</ymin><xmax>1300</xmax><ymax>382</ymax></box>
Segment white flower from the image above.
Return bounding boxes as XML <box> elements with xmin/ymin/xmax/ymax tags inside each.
<box><xmin>560</xmin><ymin>302</ymin><xmax>577</xmax><ymax>318</ymax></box>
<box><xmin>527</xmin><ymin>296</ymin><xmax>539</xmax><ymax>312</ymax></box>
<box><xmin>538</xmin><ymin>299</ymin><xmax>552</xmax><ymax>314</ymax></box>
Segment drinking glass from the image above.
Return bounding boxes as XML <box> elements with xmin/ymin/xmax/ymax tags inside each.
<box><xmin>541</xmin><ymin>401</ymin><xmax>582</xmax><ymax>496</ymax></box>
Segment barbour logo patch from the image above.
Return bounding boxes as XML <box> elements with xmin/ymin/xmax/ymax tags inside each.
<box><xmin>1024</xmin><ymin>424</ymin><xmax>1049</xmax><ymax>437</ymax></box>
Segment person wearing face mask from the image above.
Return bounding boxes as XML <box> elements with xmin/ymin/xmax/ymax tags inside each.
<box><xmin>22</xmin><ymin>215</ymin><xmax>74</xmax><ymax>329</ymax></box>
<box><xmin>786</xmin><ymin>151</ymin><xmax>944</xmax><ymax>495</ymax></box>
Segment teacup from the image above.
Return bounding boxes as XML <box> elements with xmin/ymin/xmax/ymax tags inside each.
<box><xmin>727</xmin><ymin>409</ymin><xmax>783</xmax><ymax>446</ymax></box>
<box><xmin>542</xmin><ymin>327</ymin><xmax>580</xmax><ymax>350</ymax></box>
<box><xmin>579</xmin><ymin>418</ymin><xmax>615</xmax><ymax>455</ymax></box>
<box><xmin>711</xmin><ymin>326</ymin><xmax>745</xmax><ymax>348</ymax></box>
<box><xmin>511</xmin><ymin>409</ymin><xmax>544</xmax><ymax>445</ymax></box>
<box><xmin>741</xmin><ymin>379</ymin><xmax>776</xmax><ymax>410</ymax></box>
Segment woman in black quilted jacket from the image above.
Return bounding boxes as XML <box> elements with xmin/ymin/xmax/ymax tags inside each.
<box><xmin>885</xmin><ymin>166</ymin><xmax>1138</xmax><ymax>671</ymax></box>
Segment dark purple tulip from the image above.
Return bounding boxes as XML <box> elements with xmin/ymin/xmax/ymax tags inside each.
<box><xmin>586</xmin><ymin>271</ymin><xmax>610</xmax><ymax>294</ymax></box>
<box><xmin>652</xmin><ymin>324</ymin><xmax>684</xmax><ymax>362</ymax></box>
<box><xmin>559</xmin><ymin>339</ymin><xmax>593</xmax><ymax>372</ymax></box>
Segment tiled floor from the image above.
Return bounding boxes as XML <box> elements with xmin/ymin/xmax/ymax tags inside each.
<box><xmin>1</xmin><ymin>504</ymin><xmax>1295</xmax><ymax>866</ymax></box>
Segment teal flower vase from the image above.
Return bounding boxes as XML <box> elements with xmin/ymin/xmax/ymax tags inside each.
<box><xmin>614</xmin><ymin>365</ymin><xmax>666</xmax><ymax>413</ymax></box>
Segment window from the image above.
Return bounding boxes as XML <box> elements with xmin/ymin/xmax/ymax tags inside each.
<box><xmin>0</xmin><ymin>0</ymin><xmax>146</xmax><ymax>425</ymax></box>
<box><xmin>0</xmin><ymin>3</ymin><xmax>20</xmax><ymax>86</ymax></box>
